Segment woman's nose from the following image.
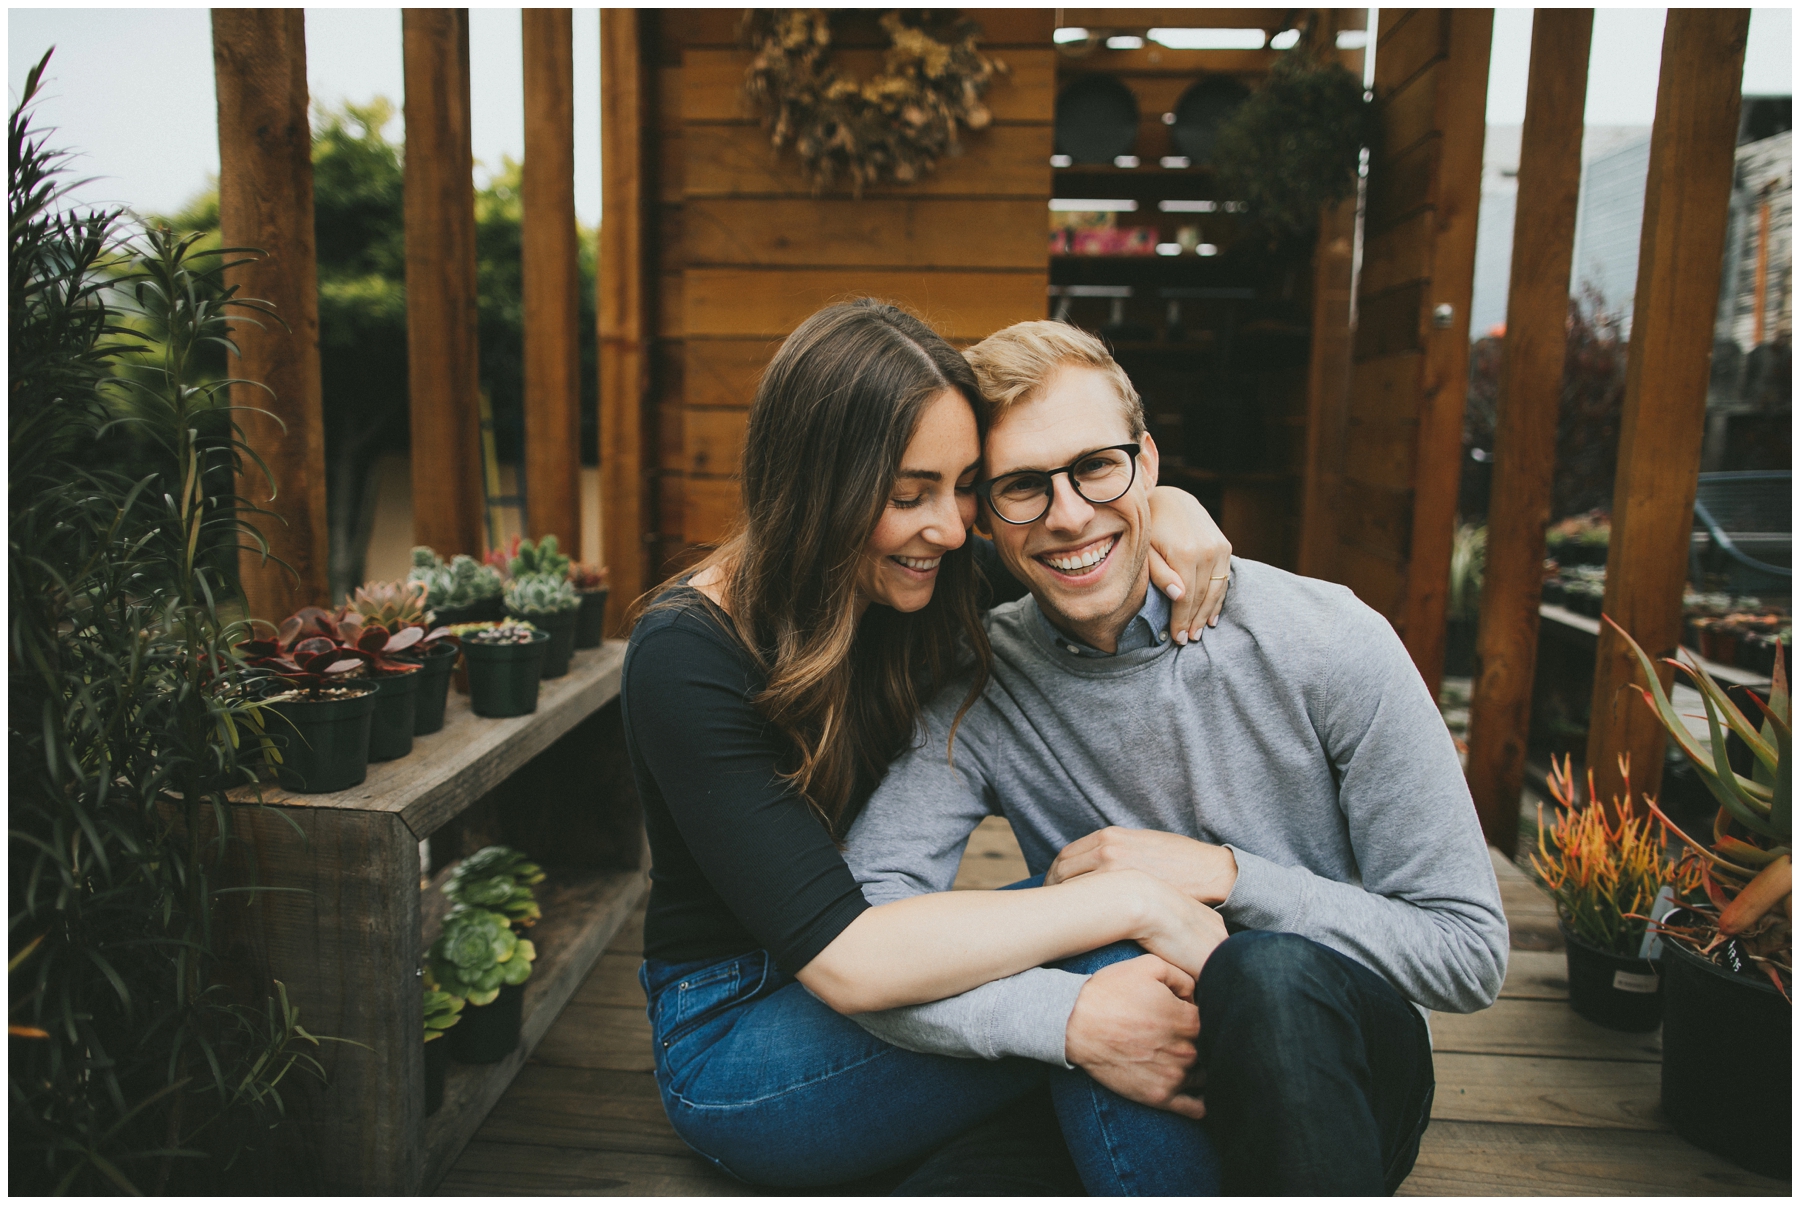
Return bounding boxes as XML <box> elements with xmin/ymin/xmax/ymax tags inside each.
<box><xmin>924</xmin><ymin>493</ymin><xmax>967</xmax><ymax>548</ymax></box>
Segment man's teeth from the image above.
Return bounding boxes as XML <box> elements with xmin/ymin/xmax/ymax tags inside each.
<box><xmin>1045</xmin><ymin>537</ymin><xmax>1116</xmax><ymax>572</ymax></box>
<box><xmin>894</xmin><ymin>554</ymin><xmax>941</xmax><ymax>571</ymax></box>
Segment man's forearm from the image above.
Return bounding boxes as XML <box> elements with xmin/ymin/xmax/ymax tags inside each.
<box><xmin>847</xmin><ymin>968</ymin><xmax>1090</xmax><ymax>1067</ymax></box>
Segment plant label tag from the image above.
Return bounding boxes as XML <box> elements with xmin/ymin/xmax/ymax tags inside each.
<box><xmin>1637</xmin><ymin>884</ymin><xmax>1677</xmax><ymax>961</ymax></box>
<box><xmin>1612</xmin><ymin>969</ymin><xmax>1660</xmax><ymax>994</ymax></box>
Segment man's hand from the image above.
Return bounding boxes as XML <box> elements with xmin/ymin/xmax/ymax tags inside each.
<box><xmin>1064</xmin><ymin>954</ymin><xmax>1207</xmax><ymax>1119</ymax></box>
<box><xmin>1047</xmin><ymin>826</ymin><xmax>1239</xmax><ymax>905</ymax></box>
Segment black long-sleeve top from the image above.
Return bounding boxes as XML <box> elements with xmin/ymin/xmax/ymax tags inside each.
<box><xmin>622</xmin><ymin>540</ymin><xmax>1023</xmax><ymax>975</ymax></box>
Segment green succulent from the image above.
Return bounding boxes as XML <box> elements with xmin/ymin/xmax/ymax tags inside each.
<box><xmin>410</xmin><ymin>547</ymin><xmax>504</xmax><ymax>609</ymax></box>
<box><xmin>511</xmin><ymin>535</ymin><xmax>571</xmax><ymax>581</ymax></box>
<box><xmin>444</xmin><ymin>845</ymin><xmax>545</xmax><ymax>926</ymax></box>
<box><xmin>423</xmin><ymin>986</ymin><xmax>464</xmax><ymax>1042</ymax></box>
<box><xmin>427</xmin><ymin>906</ymin><xmax>537</xmax><ymax>1006</ymax></box>
<box><xmin>505</xmin><ymin>573</ymin><xmax>580</xmax><ymax>615</ymax></box>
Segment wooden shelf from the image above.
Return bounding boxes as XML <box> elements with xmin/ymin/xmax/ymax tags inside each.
<box><xmin>1538</xmin><ymin>604</ymin><xmax>1772</xmax><ymax>687</ymax></box>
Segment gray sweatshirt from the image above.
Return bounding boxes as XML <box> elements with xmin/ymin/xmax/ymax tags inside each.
<box><xmin>842</xmin><ymin>558</ymin><xmax>1508</xmax><ymax>1067</ymax></box>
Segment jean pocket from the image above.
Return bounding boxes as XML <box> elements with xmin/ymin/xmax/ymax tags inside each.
<box><xmin>654</xmin><ymin>951</ymin><xmax>770</xmax><ymax>1053</ymax></box>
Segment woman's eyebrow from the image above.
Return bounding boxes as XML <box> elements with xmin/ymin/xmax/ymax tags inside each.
<box><xmin>896</xmin><ymin>468</ymin><xmax>942</xmax><ymax>481</ymax></box>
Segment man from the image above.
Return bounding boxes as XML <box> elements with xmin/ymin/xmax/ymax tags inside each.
<box><xmin>843</xmin><ymin>321</ymin><xmax>1507</xmax><ymax>1195</ymax></box>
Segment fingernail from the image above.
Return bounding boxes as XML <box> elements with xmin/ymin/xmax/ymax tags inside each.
<box><xmin>1174</xmin><ymin>629</ymin><xmax>1188</xmax><ymax>646</ymax></box>
<box><xmin>1166</xmin><ymin>584</ymin><xmax>1183</xmax><ymax>599</ymax></box>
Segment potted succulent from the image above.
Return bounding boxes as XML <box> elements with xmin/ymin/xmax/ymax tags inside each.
<box><xmin>570</xmin><ymin>562</ymin><xmax>610</xmax><ymax>650</ymax></box>
<box><xmin>410</xmin><ymin>546</ymin><xmax>505</xmax><ymax>627</ymax></box>
<box><xmin>239</xmin><ymin>621</ymin><xmax>377</xmax><ymax>794</ymax></box>
<box><xmin>275</xmin><ymin>607</ymin><xmax>426</xmax><ymax>763</ymax></box>
<box><xmin>1611</xmin><ymin>618</ymin><xmax>1790</xmax><ymax>1178</ymax></box>
<box><xmin>422</xmin><ymin>985</ymin><xmax>464</xmax><ymax>1115</ymax></box>
<box><xmin>504</xmin><ymin>574</ymin><xmax>581</xmax><ymax>679</ymax></box>
<box><xmin>454</xmin><ymin>620</ymin><xmax>551</xmax><ymax>717</ymax></box>
<box><xmin>428</xmin><ymin>905</ymin><xmax>537</xmax><ymax>1064</ymax></box>
<box><xmin>342</xmin><ymin>580</ymin><xmax>462</xmax><ymax>736</ymax></box>
<box><xmin>1531</xmin><ymin>754</ymin><xmax>1697</xmax><ymax>1032</ymax></box>
<box><xmin>444</xmin><ymin>845</ymin><xmax>545</xmax><ymax>929</ymax></box>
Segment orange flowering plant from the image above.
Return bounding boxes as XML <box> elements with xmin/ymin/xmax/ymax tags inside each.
<box><xmin>1532</xmin><ymin>754</ymin><xmax>1700</xmax><ymax>955</ymax></box>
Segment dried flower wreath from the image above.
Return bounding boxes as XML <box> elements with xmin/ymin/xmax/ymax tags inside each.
<box><xmin>742</xmin><ymin>9</ymin><xmax>1006</xmax><ymax>195</ymax></box>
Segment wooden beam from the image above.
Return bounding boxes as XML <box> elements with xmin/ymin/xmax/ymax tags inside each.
<box><xmin>1586</xmin><ymin>10</ymin><xmax>1751</xmax><ymax>805</ymax></box>
<box><xmin>600</xmin><ymin>9</ymin><xmax>654</xmax><ymax>632</ymax></box>
<box><xmin>212</xmin><ymin>8</ymin><xmax>330</xmax><ymax>620</ymax></box>
<box><xmin>1395</xmin><ymin>8</ymin><xmax>1491</xmax><ymax>692</ymax></box>
<box><xmin>522</xmin><ymin>9</ymin><xmax>583</xmax><ymax>551</ymax></box>
<box><xmin>1465</xmin><ymin>10</ymin><xmax>1592</xmax><ymax>851</ymax></box>
<box><xmin>403</xmin><ymin>8</ymin><xmax>487</xmax><ymax>559</ymax></box>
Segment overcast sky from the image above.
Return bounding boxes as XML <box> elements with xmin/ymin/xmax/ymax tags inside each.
<box><xmin>5</xmin><ymin>7</ymin><xmax>1793</xmax><ymax>226</ymax></box>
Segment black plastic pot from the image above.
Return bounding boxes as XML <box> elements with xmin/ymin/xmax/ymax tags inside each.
<box><xmin>430</xmin><ymin>596</ymin><xmax>505</xmax><ymax>629</ymax></box>
<box><xmin>1560</xmin><ymin>925</ymin><xmax>1662</xmax><ymax>1032</ymax></box>
<box><xmin>1541</xmin><ymin>579</ymin><xmax>1564</xmax><ymax>608</ymax></box>
<box><xmin>448</xmin><ymin>981</ymin><xmax>524</xmax><ymax>1064</ymax></box>
<box><xmin>464</xmin><ymin>632</ymin><xmax>550</xmax><ymax>717</ymax></box>
<box><xmin>261</xmin><ymin>686</ymin><xmax>377</xmax><ymax>794</ymax></box>
<box><xmin>367</xmin><ymin>669</ymin><xmax>421</xmax><ymax>762</ymax></box>
<box><xmin>509</xmin><ymin>607</ymin><xmax>578</xmax><ymax>679</ymax></box>
<box><xmin>1661</xmin><ymin>936</ymin><xmax>1790</xmax><ymax>1178</ymax></box>
<box><xmin>574</xmin><ymin>588</ymin><xmax>609</xmax><ymax>649</ymax></box>
<box><xmin>424</xmin><ymin>1034</ymin><xmax>451</xmax><ymax>1115</ymax></box>
<box><xmin>401</xmin><ymin>643</ymin><xmax>459</xmax><ymax>735</ymax></box>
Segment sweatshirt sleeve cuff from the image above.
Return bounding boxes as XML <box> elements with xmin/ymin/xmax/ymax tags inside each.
<box><xmin>1019</xmin><ymin>968</ymin><xmax>1092</xmax><ymax>1068</ymax></box>
<box><xmin>1220</xmin><ymin>845</ymin><xmax>1313</xmax><ymax>933</ymax></box>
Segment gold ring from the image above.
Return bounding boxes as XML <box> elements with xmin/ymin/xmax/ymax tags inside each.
<box><xmin>1210</xmin><ymin>574</ymin><xmax>1230</xmax><ymax>580</ymax></box>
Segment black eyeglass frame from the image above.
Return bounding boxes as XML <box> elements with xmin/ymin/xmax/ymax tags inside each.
<box><xmin>978</xmin><ymin>443</ymin><xmax>1142</xmax><ymax>526</ymax></box>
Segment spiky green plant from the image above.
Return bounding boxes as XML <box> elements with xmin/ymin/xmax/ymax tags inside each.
<box><xmin>510</xmin><ymin>534</ymin><xmax>571</xmax><ymax>580</ymax></box>
<box><xmin>10</xmin><ymin>52</ymin><xmax>332</xmax><ymax>1193</ymax></box>
<box><xmin>410</xmin><ymin>546</ymin><xmax>503</xmax><ymax>609</ymax></box>
<box><xmin>505</xmin><ymin>572</ymin><xmax>580</xmax><ymax>615</ymax></box>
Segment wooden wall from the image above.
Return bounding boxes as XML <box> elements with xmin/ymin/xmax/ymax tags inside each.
<box><xmin>1307</xmin><ymin>8</ymin><xmax>1492</xmax><ymax>687</ymax></box>
<box><xmin>643</xmin><ymin>10</ymin><xmax>1057</xmax><ymax>573</ymax></box>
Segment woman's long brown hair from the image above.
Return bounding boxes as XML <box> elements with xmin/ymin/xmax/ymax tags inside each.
<box><xmin>642</xmin><ymin>299</ymin><xmax>991</xmax><ymax>834</ymax></box>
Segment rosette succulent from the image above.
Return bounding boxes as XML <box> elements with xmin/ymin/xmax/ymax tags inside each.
<box><xmin>444</xmin><ymin>845</ymin><xmax>545</xmax><ymax>927</ymax></box>
<box><xmin>423</xmin><ymin>986</ymin><xmax>464</xmax><ymax>1041</ymax></box>
<box><xmin>344</xmin><ymin>579</ymin><xmax>430</xmax><ymax>629</ymax></box>
<box><xmin>505</xmin><ymin>573</ymin><xmax>580</xmax><ymax>616</ymax></box>
<box><xmin>569</xmin><ymin>562</ymin><xmax>609</xmax><ymax>592</ymax></box>
<box><xmin>427</xmin><ymin>907</ymin><xmax>537</xmax><ymax>1006</ymax></box>
<box><xmin>410</xmin><ymin>547</ymin><xmax>503</xmax><ymax>610</ymax></box>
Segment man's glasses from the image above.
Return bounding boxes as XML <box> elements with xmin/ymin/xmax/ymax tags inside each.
<box><xmin>979</xmin><ymin>444</ymin><xmax>1141</xmax><ymax>526</ymax></box>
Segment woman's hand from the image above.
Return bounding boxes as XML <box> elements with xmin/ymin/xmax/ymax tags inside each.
<box><xmin>1114</xmin><ymin>869</ymin><xmax>1231</xmax><ymax>982</ymax></box>
<box><xmin>1146</xmin><ymin>486</ymin><xmax>1232</xmax><ymax>643</ymax></box>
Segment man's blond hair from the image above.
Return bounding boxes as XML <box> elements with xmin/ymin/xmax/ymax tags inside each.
<box><xmin>964</xmin><ymin>320</ymin><xmax>1145</xmax><ymax>436</ymax></box>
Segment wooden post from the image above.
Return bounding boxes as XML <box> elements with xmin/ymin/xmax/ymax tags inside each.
<box><xmin>212</xmin><ymin>9</ymin><xmax>331</xmax><ymax>621</ymax></box>
<box><xmin>1465</xmin><ymin>10</ymin><xmax>1593</xmax><ymax>851</ymax></box>
<box><xmin>599</xmin><ymin>9</ymin><xmax>654</xmax><ymax>631</ymax></box>
<box><xmin>403</xmin><ymin>8</ymin><xmax>487</xmax><ymax>559</ymax></box>
<box><xmin>522</xmin><ymin>9</ymin><xmax>583</xmax><ymax>550</ymax></box>
<box><xmin>1586</xmin><ymin>9</ymin><xmax>1751</xmax><ymax>806</ymax></box>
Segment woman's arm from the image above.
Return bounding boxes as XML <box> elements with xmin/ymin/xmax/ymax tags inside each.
<box><xmin>1146</xmin><ymin>486</ymin><xmax>1232</xmax><ymax>642</ymax></box>
<box><xmin>799</xmin><ymin>868</ymin><xmax>1227</xmax><ymax>1015</ymax></box>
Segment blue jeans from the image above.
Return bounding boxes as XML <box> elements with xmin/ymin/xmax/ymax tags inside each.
<box><xmin>640</xmin><ymin>950</ymin><xmax>1046</xmax><ymax>1187</ymax></box>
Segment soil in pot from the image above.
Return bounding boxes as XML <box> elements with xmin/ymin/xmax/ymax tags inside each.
<box><xmin>425</xmin><ymin>1034</ymin><xmax>451</xmax><ymax>1115</ymax></box>
<box><xmin>1661</xmin><ymin>936</ymin><xmax>1789</xmax><ymax>1179</ymax></box>
<box><xmin>449</xmin><ymin>982</ymin><xmax>524</xmax><ymax>1064</ymax></box>
<box><xmin>464</xmin><ymin>632</ymin><xmax>550</xmax><ymax>717</ymax></box>
<box><xmin>574</xmin><ymin>588</ymin><xmax>609</xmax><ymax>649</ymax></box>
<box><xmin>401</xmin><ymin>643</ymin><xmax>459</xmax><ymax>735</ymax></box>
<box><xmin>430</xmin><ymin>597</ymin><xmax>505</xmax><ymax>629</ymax></box>
<box><xmin>260</xmin><ymin>685</ymin><xmax>377</xmax><ymax>794</ymax></box>
<box><xmin>509</xmin><ymin>607</ymin><xmax>578</xmax><ymax>679</ymax></box>
<box><xmin>367</xmin><ymin>669</ymin><xmax>421</xmax><ymax>761</ymax></box>
<box><xmin>1560</xmin><ymin>925</ymin><xmax>1662</xmax><ymax>1032</ymax></box>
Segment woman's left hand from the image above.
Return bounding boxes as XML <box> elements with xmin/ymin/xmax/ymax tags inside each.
<box><xmin>1147</xmin><ymin>486</ymin><xmax>1232</xmax><ymax>643</ymax></box>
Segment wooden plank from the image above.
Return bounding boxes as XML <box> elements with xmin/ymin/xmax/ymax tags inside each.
<box><xmin>1353</xmin><ymin>281</ymin><xmax>1426</xmax><ymax>359</ymax></box>
<box><xmin>531</xmin><ymin>1001</ymin><xmax>657</xmax><ymax>1072</ymax></box>
<box><xmin>682</xmin><ymin>47</ymin><xmax>1054</xmax><ymax>125</ymax></box>
<box><xmin>1372</xmin><ymin>8</ymin><xmax>1445</xmax><ymax>95</ymax></box>
<box><xmin>218</xmin><ymin>806</ymin><xmax>423</xmax><ymax>1193</ymax></box>
<box><xmin>1364</xmin><ymin>135</ymin><xmax>1439</xmax><ymax>235</ymax></box>
<box><xmin>1467</xmin><ymin>11</ymin><xmax>1592</xmax><ymax>851</ymax></box>
<box><xmin>1430</xmin><ymin>1051</ymin><xmax>1664</xmax><ymax>1132</ymax></box>
<box><xmin>1345</xmin><ymin>417</ymin><xmax>1417</xmax><ymax>490</ymax></box>
<box><xmin>1499</xmin><ymin>949</ymin><xmax>1569</xmax><ymax>1001</ymax></box>
<box><xmin>1336</xmin><ymin>478</ymin><xmax>1413</xmax><ymax>564</ymax></box>
<box><xmin>683</xmin><ymin>475</ymin><xmax>741</xmax><ymax>545</ymax></box>
<box><xmin>610</xmin><ymin>904</ymin><xmax>648</xmax><ymax>956</ymax></box>
<box><xmin>952</xmin><ymin>815</ymin><xmax>1031</xmax><ymax>890</ymax></box>
<box><xmin>683</xmin><ymin>408</ymin><xmax>747</xmax><ymax>476</ymax></box>
<box><xmin>1347</xmin><ymin>350</ymin><xmax>1425</xmax><ymax>424</ymax></box>
<box><xmin>1586</xmin><ymin>11</ymin><xmax>1751</xmax><ymax>806</ymax></box>
<box><xmin>1399</xmin><ymin>1118</ymin><xmax>1791</xmax><ymax>1196</ymax></box>
<box><xmin>230</xmin><ymin>643</ymin><xmax>626</xmax><ymax>838</ymax></box>
<box><xmin>1335</xmin><ymin>541</ymin><xmax>1409</xmax><ymax>619</ymax></box>
<box><xmin>684</xmin><ymin>339</ymin><xmax>779</xmax><ymax>408</ymax></box>
<box><xmin>1297</xmin><ymin>189</ymin><xmax>1358</xmax><ymax>576</ymax></box>
<box><xmin>456</xmin><ymin>1064</ymin><xmax>688</xmax><ymax>1156</ymax></box>
<box><xmin>1429</xmin><ymin>998</ymin><xmax>1662</xmax><ymax>1063</ymax></box>
<box><xmin>1058</xmin><ymin>8</ymin><xmax>1297</xmax><ymax>30</ymax></box>
<box><xmin>601</xmin><ymin>10</ymin><xmax>655</xmax><ymax>634</ymax></box>
<box><xmin>1491</xmin><ymin>845</ymin><xmax>1564</xmax><ymax>952</ymax></box>
<box><xmin>401</xmin><ymin>9</ymin><xmax>487</xmax><ymax>560</ymax></box>
<box><xmin>1359</xmin><ymin>210</ymin><xmax>1435</xmax><ymax>298</ymax></box>
<box><xmin>422</xmin><ymin>868</ymin><xmax>649</xmax><ymax>1188</ymax></box>
<box><xmin>571</xmin><ymin>952</ymin><xmax>650</xmax><ymax>1009</ymax></box>
<box><xmin>684</xmin><ymin>122</ymin><xmax>1053</xmax><ymax>198</ymax></box>
<box><xmin>1057</xmin><ymin>46</ymin><xmax>1280</xmax><ymax>75</ymax></box>
<box><xmin>440</xmin><ymin>1140</ymin><xmax>754</xmax><ymax>1196</ymax></box>
<box><xmin>522</xmin><ymin>8</ymin><xmax>583</xmax><ymax>549</ymax></box>
<box><xmin>684</xmin><ymin>267</ymin><xmax>1047</xmax><ymax>340</ymax></box>
<box><xmin>683</xmin><ymin>198</ymin><xmax>1049</xmax><ymax>270</ymax></box>
<box><xmin>213</xmin><ymin>9</ymin><xmax>331</xmax><ymax>615</ymax></box>
<box><xmin>1379</xmin><ymin>62</ymin><xmax>1446</xmax><ymax>162</ymax></box>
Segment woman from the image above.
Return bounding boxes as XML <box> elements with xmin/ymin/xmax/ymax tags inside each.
<box><xmin>623</xmin><ymin>300</ymin><xmax>1229</xmax><ymax>1188</ymax></box>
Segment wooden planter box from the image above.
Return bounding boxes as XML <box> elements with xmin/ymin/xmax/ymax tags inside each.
<box><xmin>221</xmin><ymin>643</ymin><xmax>644</xmax><ymax>1193</ymax></box>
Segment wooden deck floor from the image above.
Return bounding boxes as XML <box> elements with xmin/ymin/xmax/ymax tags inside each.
<box><xmin>438</xmin><ymin>820</ymin><xmax>1790</xmax><ymax>1196</ymax></box>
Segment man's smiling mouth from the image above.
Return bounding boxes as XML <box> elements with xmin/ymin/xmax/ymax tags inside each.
<box><xmin>1038</xmin><ymin>535</ymin><xmax>1117</xmax><ymax>577</ymax></box>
